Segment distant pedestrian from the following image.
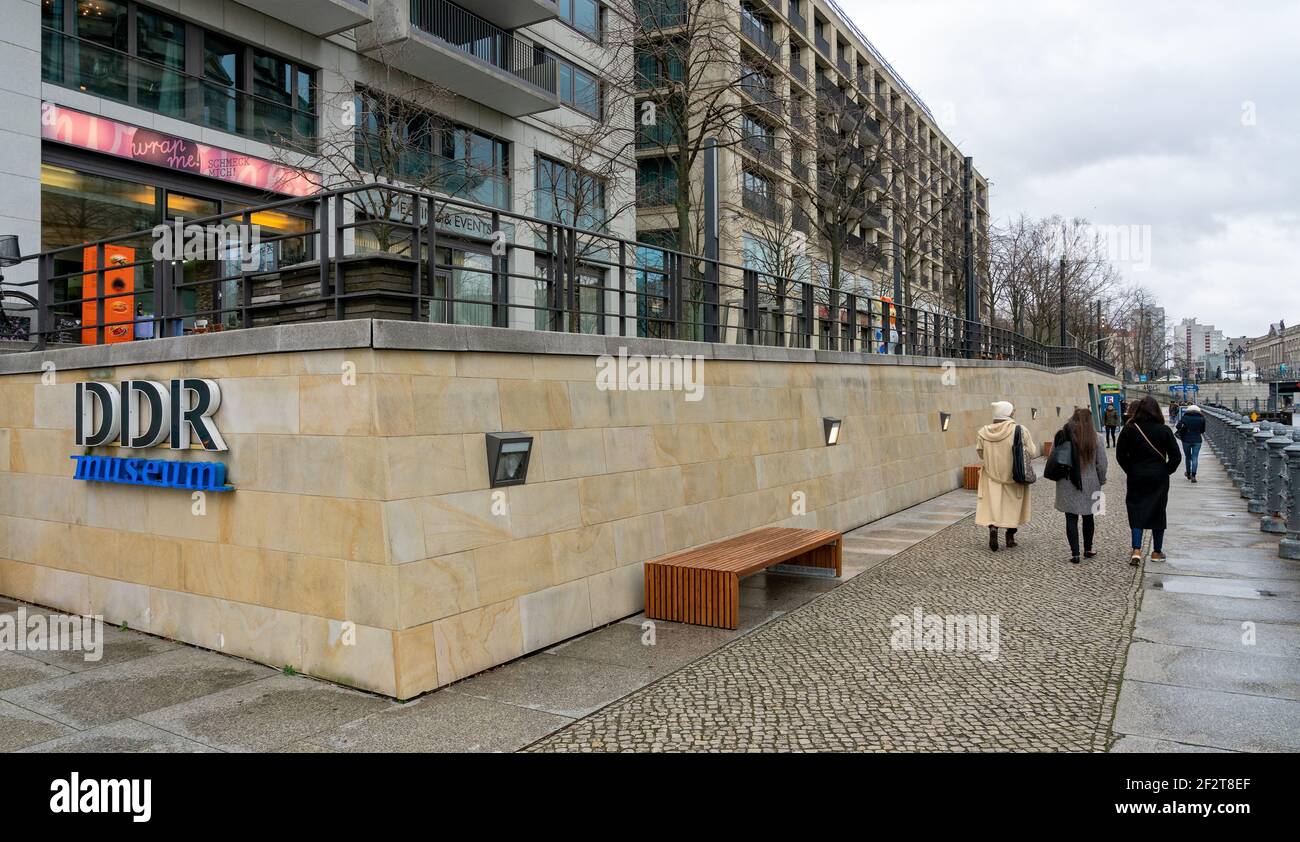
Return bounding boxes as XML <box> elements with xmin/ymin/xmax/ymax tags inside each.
<box><xmin>1102</xmin><ymin>404</ymin><xmax>1121</xmax><ymax>447</ymax></box>
<box><xmin>1117</xmin><ymin>395</ymin><xmax>1182</xmax><ymax>565</ymax></box>
<box><xmin>1046</xmin><ymin>409</ymin><xmax>1108</xmax><ymax>564</ymax></box>
<box><xmin>1175</xmin><ymin>404</ymin><xmax>1206</xmax><ymax>483</ymax></box>
<box><xmin>976</xmin><ymin>401</ymin><xmax>1037</xmax><ymax>552</ymax></box>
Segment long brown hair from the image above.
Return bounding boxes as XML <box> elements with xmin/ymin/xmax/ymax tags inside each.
<box><xmin>1067</xmin><ymin>408</ymin><xmax>1097</xmax><ymax>466</ymax></box>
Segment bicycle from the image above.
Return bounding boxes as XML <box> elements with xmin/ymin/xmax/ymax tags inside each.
<box><xmin>0</xmin><ymin>287</ymin><xmax>38</xmax><ymax>342</ymax></box>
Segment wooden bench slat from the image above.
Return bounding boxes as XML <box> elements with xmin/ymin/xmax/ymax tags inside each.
<box><xmin>644</xmin><ymin>526</ymin><xmax>842</xmax><ymax>630</ymax></box>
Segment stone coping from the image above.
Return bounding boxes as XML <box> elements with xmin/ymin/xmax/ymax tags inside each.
<box><xmin>0</xmin><ymin>319</ymin><xmax>1101</xmax><ymax>377</ymax></box>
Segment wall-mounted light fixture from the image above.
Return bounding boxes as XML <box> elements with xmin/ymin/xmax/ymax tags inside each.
<box><xmin>939</xmin><ymin>412</ymin><xmax>951</xmax><ymax>432</ymax></box>
<box><xmin>823</xmin><ymin>417</ymin><xmax>842</xmax><ymax>446</ymax></box>
<box><xmin>485</xmin><ymin>433</ymin><xmax>534</xmax><ymax>488</ymax></box>
<box><xmin>0</xmin><ymin>235</ymin><xmax>20</xmax><ymax>282</ymax></box>
<box><xmin>1031</xmin><ymin>408</ymin><xmax>1039</xmax><ymax>420</ymax></box>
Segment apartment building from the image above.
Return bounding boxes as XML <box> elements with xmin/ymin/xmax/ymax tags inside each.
<box><xmin>2</xmin><ymin>0</ymin><xmax>634</xmax><ymax>330</ymax></box>
<box><xmin>632</xmin><ymin>0</ymin><xmax>991</xmax><ymax>332</ymax></box>
<box><xmin>1173</xmin><ymin>317</ymin><xmax>1227</xmax><ymax>378</ymax></box>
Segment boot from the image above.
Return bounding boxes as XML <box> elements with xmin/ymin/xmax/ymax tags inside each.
<box><xmin>1005</xmin><ymin>529</ymin><xmax>1018</xmax><ymax>549</ymax></box>
<box><xmin>989</xmin><ymin>527</ymin><xmax>999</xmax><ymax>552</ymax></box>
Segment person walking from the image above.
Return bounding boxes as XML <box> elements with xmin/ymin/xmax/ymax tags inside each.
<box><xmin>1117</xmin><ymin>395</ymin><xmax>1182</xmax><ymax>565</ymax></box>
<box><xmin>1048</xmin><ymin>409</ymin><xmax>1108</xmax><ymax>564</ymax></box>
<box><xmin>1102</xmin><ymin>403</ymin><xmax>1121</xmax><ymax>448</ymax></box>
<box><xmin>976</xmin><ymin>401</ymin><xmax>1037</xmax><ymax>552</ymax></box>
<box><xmin>1175</xmin><ymin>403</ymin><xmax>1207</xmax><ymax>482</ymax></box>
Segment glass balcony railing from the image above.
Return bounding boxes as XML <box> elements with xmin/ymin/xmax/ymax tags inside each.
<box><xmin>411</xmin><ymin>0</ymin><xmax>558</xmax><ymax>95</ymax></box>
<box><xmin>41</xmin><ymin>29</ymin><xmax>317</xmax><ymax>150</ymax></box>
<box><xmin>741</xmin><ymin>16</ymin><xmax>780</xmax><ymax>60</ymax></box>
<box><xmin>636</xmin><ymin>180</ymin><xmax>679</xmax><ymax>206</ymax></box>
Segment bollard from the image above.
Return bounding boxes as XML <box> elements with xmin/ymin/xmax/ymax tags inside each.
<box><xmin>1237</xmin><ymin>417</ymin><xmax>1257</xmax><ymax>491</ymax></box>
<box><xmin>1261</xmin><ymin>429</ymin><xmax>1291</xmax><ymax>533</ymax></box>
<box><xmin>1281</xmin><ymin>433</ymin><xmax>1300</xmax><ymax>560</ymax></box>
<box><xmin>1248</xmin><ymin>427</ymin><xmax>1273</xmax><ymax>514</ymax></box>
<box><xmin>1237</xmin><ymin>420</ymin><xmax>1257</xmax><ymax>497</ymax></box>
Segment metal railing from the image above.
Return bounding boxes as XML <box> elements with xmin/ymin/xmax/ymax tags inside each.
<box><xmin>740</xmin><ymin>15</ymin><xmax>780</xmax><ymax>60</ymax></box>
<box><xmin>788</xmin><ymin>3</ymin><xmax>808</xmax><ymax>35</ymax></box>
<box><xmin>2</xmin><ymin>181</ymin><xmax>1113</xmax><ymax>374</ymax></box>
<box><xmin>411</xmin><ymin>0</ymin><xmax>557</xmax><ymax>95</ymax></box>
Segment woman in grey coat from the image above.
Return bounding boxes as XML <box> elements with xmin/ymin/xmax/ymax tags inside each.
<box><xmin>1052</xmin><ymin>408</ymin><xmax>1108</xmax><ymax>564</ymax></box>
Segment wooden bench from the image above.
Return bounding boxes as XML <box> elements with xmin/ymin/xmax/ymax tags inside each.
<box><xmin>644</xmin><ymin>527</ymin><xmax>842</xmax><ymax>629</ymax></box>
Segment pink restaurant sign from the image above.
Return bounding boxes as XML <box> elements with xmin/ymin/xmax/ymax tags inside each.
<box><xmin>41</xmin><ymin>103</ymin><xmax>320</xmax><ymax>198</ymax></box>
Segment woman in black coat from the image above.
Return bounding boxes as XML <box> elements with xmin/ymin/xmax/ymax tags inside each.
<box><xmin>1116</xmin><ymin>395</ymin><xmax>1182</xmax><ymax>565</ymax></box>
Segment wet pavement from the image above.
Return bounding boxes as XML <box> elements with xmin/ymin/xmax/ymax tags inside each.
<box><xmin>1109</xmin><ymin>446</ymin><xmax>1300</xmax><ymax>753</ymax></box>
<box><xmin>5</xmin><ymin>444</ymin><xmax>1294</xmax><ymax>752</ymax></box>
<box><xmin>0</xmin><ymin>491</ymin><xmax>977</xmax><ymax>752</ymax></box>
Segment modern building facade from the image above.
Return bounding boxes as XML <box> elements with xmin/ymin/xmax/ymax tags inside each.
<box><xmin>2</xmin><ymin>0</ymin><xmax>634</xmax><ymax>331</ymax></box>
<box><xmin>632</xmin><ymin>0</ymin><xmax>991</xmax><ymax>333</ymax></box>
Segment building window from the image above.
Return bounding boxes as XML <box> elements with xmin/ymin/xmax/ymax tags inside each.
<box><xmin>559</xmin><ymin>59</ymin><xmax>602</xmax><ymax>118</ymax></box>
<box><xmin>636</xmin><ymin>157</ymin><xmax>678</xmax><ymax>206</ymax></box>
<box><xmin>536</xmin><ymin>155</ymin><xmax>606</xmax><ymax>231</ymax></box>
<box><xmin>636</xmin><ymin>38</ymin><xmax>687</xmax><ymax>89</ymax></box>
<box><xmin>560</xmin><ymin>0</ymin><xmax>602</xmax><ymax>42</ymax></box>
<box><xmin>355</xmin><ymin>88</ymin><xmax>510</xmax><ymax>210</ymax></box>
<box><xmin>40</xmin><ymin>0</ymin><xmax>318</xmax><ymax>149</ymax></box>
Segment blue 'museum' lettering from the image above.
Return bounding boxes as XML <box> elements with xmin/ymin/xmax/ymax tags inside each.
<box><xmin>70</xmin><ymin>455</ymin><xmax>232</xmax><ymax>492</ymax></box>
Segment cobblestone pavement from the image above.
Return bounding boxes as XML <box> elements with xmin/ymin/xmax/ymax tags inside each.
<box><xmin>531</xmin><ymin>463</ymin><xmax>1144</xmax><ymax>752</ymax></box>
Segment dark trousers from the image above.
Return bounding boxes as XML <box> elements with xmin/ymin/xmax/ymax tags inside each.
<box><xmin>1066</xmin><ymin>513</ymin><xmax>1095</xmax><ymax>556</ymax></box>
<box><xmin>1105</xmin><ymin>425</ymin><xmax>1118</xmax><ymax>446</ymax></box>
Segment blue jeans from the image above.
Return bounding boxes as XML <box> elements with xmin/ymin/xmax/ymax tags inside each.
<box><xmin>1132</xmin><ymin>528</ymin><xmax>1165</xmax><ymax>552</ymax></box>
<box><xmin>1183</xmin><ymin>442</ymin><xmax>1201</xmax><ymax>475</ymax></box>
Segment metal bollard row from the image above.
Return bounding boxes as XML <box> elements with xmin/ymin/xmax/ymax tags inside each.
<box><xmin>1201</xmin><ymin>406</ymin><xmax>1300</xmax><ymax>560</ymax></box>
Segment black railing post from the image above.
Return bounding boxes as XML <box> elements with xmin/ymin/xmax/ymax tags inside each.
<box><xmin>801</xmin><ymin>282</ymin><xmax>814</xmax><ymax>349</ymax></box>
<box><xmin>618</xmin><ymin>240</ymin><xmax>627</xmax><ymax>338</ymax></box>
<box><xmin>94</xmin><ymin>243</ymin><xmax>105</xmax><ymax>346</ymax></box>
<box><xmin>845</xmin><ymin>293</ymin><xmax>856</xmax><ymax>352</ymax></box>
<box><xmin>241</xmin><ymin>209</ymin><xmax>253</xmax><ymax>329</ymax></box>
<box><xmin>35</xmin><ymin>254</ymin><xmax>51</xmax><ymax>351</ymax></box>
<box><xmin>491</xmin><ymin>210</ymin><xmax>507</xmax><ymax>328</ymax></box>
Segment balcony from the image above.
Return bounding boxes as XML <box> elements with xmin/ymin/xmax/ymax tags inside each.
<box><xmin>743</xmin><ymin>135</ymin><xmax>782</xmax><ymax>170</ymax></box>
<box><xmin>815</xmin><ymin>34</ymin><xmax>830</xmax><ymax>59</ymax></box>
<box><xmin>788</xmin><ymin>3</ymin><xmax>807</xmax><ymax>37</ymax></box>
<box><xmin>743</xmin><ymin>189</ymin><xmax>783</xmax><ymax>223</ymax></box>
<box><xmin>789</xmin><ymin>56</ymin><xmax>810</xmax><ymax>89</ymax></box>
<box><xmin>794</xmin><ymin>205</ymin><xmax>812</xmax><ymax>235</ymax></box>
<box><xmin>232</xmin><ymin>0</ymin><xmax>372</xmax><ymax>36</ymax></box>
<box><xmin>637</xmin><ymin>180</ymin><xmax>679</xmax><ymax>207</ymax></box>
<box><xmin>741</xmin><ymin>16</ymin><xmax>780</xmax><ymax>61</ymax></box>
<box><xmin>359</xmin><ymin>0</ymin><xmax>559</xmax><ymax>116</ymax></box>
<box><xmin>740</xmin><ymin>76</ymin><xmax>781</xmax><ymax>116</ymax></box>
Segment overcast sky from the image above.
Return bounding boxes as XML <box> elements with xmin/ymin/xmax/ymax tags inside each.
<box><xmin>837</xmin><ymin>0</ymin><xmax>1299</xmax><ymax>337</ymax></box>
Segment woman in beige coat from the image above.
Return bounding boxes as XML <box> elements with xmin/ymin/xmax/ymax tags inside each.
<box><xmin>976</xmin><ymin>401</ymin><xmax>1037</xmax><ymax>551</ymax></box>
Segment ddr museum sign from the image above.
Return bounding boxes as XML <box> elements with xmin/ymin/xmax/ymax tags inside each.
<box><xmin>72</xmin><ymin>379</ymin><xmax>233</xmax><ymax>492</ymax></box>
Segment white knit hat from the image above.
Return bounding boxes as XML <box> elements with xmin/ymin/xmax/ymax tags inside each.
<box><xmin>992</xmin><ymin>401</ymin><xmax>1014</xmax><ymax>420</ymax></box>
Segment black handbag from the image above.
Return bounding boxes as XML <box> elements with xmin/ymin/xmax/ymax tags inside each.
<box><xmin>1012</xmin><ymin>425</ymin><xmax>1037</xmax><ymax>484</ymax></box>
<box><xmin>1044</xmin><ymin>439</ymin><xmax>1073</xmax><ymax>481</ymax></box>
